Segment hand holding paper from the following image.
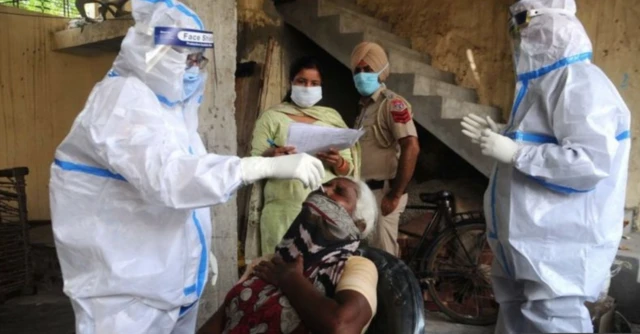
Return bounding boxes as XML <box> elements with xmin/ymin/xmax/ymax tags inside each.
<box><xmin>286</xmin><ymin>123</ymin><xmax>364</xmax><ymax>155</ymax></box>
<box><xmin>316</xmin><ymin>148</ymin><xmax>344</xmax><ymax>168</ymax></box>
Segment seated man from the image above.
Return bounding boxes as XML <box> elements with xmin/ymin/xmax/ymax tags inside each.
<box><xmin>199</xmin><ymin>177</ymin><xmax>379</xmax><ymax>334</ymax></box>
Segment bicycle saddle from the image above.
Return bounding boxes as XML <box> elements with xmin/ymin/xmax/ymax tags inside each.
<box><xmin>419</xmin><ymin>190</ymin><xmax>453</xmax><ymax>203</ymax></box>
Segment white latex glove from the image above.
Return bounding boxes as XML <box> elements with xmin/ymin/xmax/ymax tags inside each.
<box><xmin>240</xmin><ymin>153</ymin><xmax>325</xmax><ymax>190</ymax></box>
<box><xmin>461</xmin><ymin>113</ymin><xmax>501</xmax><ymax>144</ymax></box>
<box><xmin>479</xmin><ymin>129</ymin><xmax>519</xmax><ymax>164</ymax></box>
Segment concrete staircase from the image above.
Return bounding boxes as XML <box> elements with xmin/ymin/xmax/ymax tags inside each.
<box><xmin>276</xmin><ymin>0</ymin><xmax>502</xmax><ymax>176</ymax></box>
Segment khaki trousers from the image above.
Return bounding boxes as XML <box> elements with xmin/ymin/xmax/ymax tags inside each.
<box><xmin>370</xmin><ymin>184</ymin><xmax>408</xmax><ymax>257</ymax></box>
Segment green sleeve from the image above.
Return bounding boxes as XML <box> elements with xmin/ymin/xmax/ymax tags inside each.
<box><xmin>250</xmin><ymin>111</ymin><xmax>276</xmax><ymax>157</ymax></box>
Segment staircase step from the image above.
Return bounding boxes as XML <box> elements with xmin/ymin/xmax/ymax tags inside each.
<box><xmin>388</xmin><ymin>51</ymin><xmax>454</xmax><ymax>83</ymax></box>
<box><xmin>278</xmin><ymin>0</ymin><xmax>322</xmax><ymax>30</ymax></box>
<box><xmin>281</xmin><ymin>7</ymin><xmax>365</xmax><ymax>67</ymax></box>
<box><xmin>321</xmin><ymin>0</ymin><xmax>431</xmax><ymax>64</ymax></box>
<box><xmin>415</xmin><ymin>75</ymin><xmax>477</xmax><ymax>102</ymax></box>
<box><xmin>311</xmin><ymin>18</ymin><xmax>368</xmax><ymax>67</ymax></box>
<box><xmin>318</xmin><ymin>0</ymin><xmax>392</xmax><ymax>31</ymax></box>
<box><xmin>337</xmin><ymin>15</ymin><xmax>411</xmax><ymax>48</ymax></box>
<box><xmin>411</xmin><ymin>96</ymin><xmax>500</xmax><ymax>122</ymax></box>
<box><xmin>386</xmin><ymin>73</ymin><xmax>478</xmax><ymax>102</ymax></box>
<box><xmin>278</xmin><ymin>0</ymin><xmax>430</xmax><ymax>65</ymax></box>
<box><xmin>321</xmin><ymin>0</ymin><xmax>374</xmax><ymax>16</ymax></box>
<box><xmin>441</xmin><ymin>97</ymin><xmax>501</xmax><ymax>121</ymax></box>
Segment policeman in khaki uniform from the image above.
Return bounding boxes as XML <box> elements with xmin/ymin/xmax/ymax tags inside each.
<box><xmin>351</xmin><ymin>42</ymin><xmax>420</xmax><ymax>256</ymax></box>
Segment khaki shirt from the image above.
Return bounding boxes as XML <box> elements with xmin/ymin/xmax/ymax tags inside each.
<box><xmin>354</xmin><ymin>85</ymin><xmax>418</xmax><ymax>181</ymax></box>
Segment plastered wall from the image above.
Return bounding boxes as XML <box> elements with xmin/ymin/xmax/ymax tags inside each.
<box><xmin>356</xmin><ymin>0</ymin><xmax>515</xmax><ymax>118</ymax></box>
<box><xmin>580</xmin><ymin>0</ymin><xmax>640</xmax><ymax>220</ymax></box>
<box><xmin>0</xmin><ymin>6</ymin><xmax>115</xmax><ymax>220</ymax></box>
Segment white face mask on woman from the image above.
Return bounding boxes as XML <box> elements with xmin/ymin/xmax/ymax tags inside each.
<box><xmin>291</xmin><ymin>85</ymin><xmax>322</xmax><ymax>108</ymax></box>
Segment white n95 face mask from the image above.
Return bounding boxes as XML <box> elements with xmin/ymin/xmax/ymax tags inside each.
<box><xmin>291</xmin><ymin>85</ymin><xmax>322</xmax><ymax>108</ymax></box>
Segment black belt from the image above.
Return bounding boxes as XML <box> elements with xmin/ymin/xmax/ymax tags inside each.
<box><xmin>366</xmin><ymin>180</ymin><xmax>387</xmax><ymax>191</ymax></box>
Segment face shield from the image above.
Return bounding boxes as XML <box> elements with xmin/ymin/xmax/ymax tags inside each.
<box><xmin>146</xmin><ymin>26</ymin><xmax>214</xmax><ymax>72</ymax></box>
<box><xmin>131</xmin><ymin>23</ymin><xmax>216</xmax><ymax>103</ymax></box>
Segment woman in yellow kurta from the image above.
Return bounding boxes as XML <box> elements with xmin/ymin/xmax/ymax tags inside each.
<box><xmin>248</xmin><ymin>56</ymin><xmax>360</xmax><ymax>255</ymax></box>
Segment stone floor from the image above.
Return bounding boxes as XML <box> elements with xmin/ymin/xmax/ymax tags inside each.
<box><xmin>425</xmin><ymin>312</ymin><xmax>494</xmax><ymax>334</ymax></box>
<box><xmin>0</xmin><ymin>290</ymin><xmax>496</xmax><ymax>334</ymax></box>
<box><xmin>2</xmin><ymin>290</ymin><xmax>640</xmax><ymax>333</ymax></box>
<box><xmin>0</xmin><ymin>289</ymin><xmax>74</xmax><ymax>334</ymax></box>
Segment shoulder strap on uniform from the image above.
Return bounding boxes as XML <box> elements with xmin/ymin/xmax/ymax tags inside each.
<box><xmin>380</xmin><ymin>88</ymin><xmax>396</xmax><ymax>100</ymax></box>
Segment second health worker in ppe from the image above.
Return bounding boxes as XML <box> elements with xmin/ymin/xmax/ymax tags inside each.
<box><xmin>49</xmin><ymin>1</ymin><xmax>324</xmax><ymax>333</ymax></box>
<box><xmin>462</xmin><ymin>0</ymin><xmax>631</xmax><ymax>333</ymax></box>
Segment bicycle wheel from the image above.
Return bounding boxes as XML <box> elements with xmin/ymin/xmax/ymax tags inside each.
<box><xmin>421</xmin><ymin>221</ymin><xmax>498</xmax><ymax>325</ymax></box>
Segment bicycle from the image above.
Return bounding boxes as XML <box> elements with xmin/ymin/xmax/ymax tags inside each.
<box><xmin>399</xmin><ymin>190</ymin><xmax>498</xmax><ymax>325</ymax></box>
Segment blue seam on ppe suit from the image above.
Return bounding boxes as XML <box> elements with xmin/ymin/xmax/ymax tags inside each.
<box><xmin>157</xmin><ymin>95</ymin><xmax>179</xmax><ymax>107</ymax></box>
<box><xmin>488</xmin><ymin>52</ymin><xmax>593</xmax><ymax>278</ymax></box>
<box><xmin>525</xmin><ymin>176</ymin><xmax>594</xmax><ymax>194</ymax></box>
<box><xmin>506</xmin><ymin>131</ymin><xmax>558</xmax><ymax>144</ymax></box>
<box><xmin>183</xmin><ymin>284</ymin><xmax>196</xmax><ymax>295</ymax></box>
<box><xmin>179</xmin><ymin>144</ymin><xmax>208</xmax><ymax>317</ymax></box>
<box><xmin>505</xmin><ymin>81</ymin><xmax>529</xmax><ymax>131</ymax></box>
<box><xmin>616</xmin><ymin>130</ymin><xmax>630</xmax><ymax>141</ymax></box>
<box><xmin>54</xmin><ymin>159</ymin><xmax>127</xmax><ymax>181</ymax></box>
<box><xmin>191</xmin><ymin>211</ymin><xmax>207</xmax><ymax>298</ymax></box>
<box><xmin>178</xmin><ymin>211</ymin><xmax>207</xmax><ymax>316</ymax></box>
<box><xmin>517</xmin><ymin>52</ymin><xmax>593</xmax><ymax>82</ymax></box>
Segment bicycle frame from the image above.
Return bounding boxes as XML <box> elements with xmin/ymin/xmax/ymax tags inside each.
<box><xmin>403</xmin><ymin>203</ymin><xmax>440</xmax><ymax>268</ymax></box>
<box><xmin>403</xmin><ymin>198</ymin><xmax>483</xmax><ymax>279</ymax></box>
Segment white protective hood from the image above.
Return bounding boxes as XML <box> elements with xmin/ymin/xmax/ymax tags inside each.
<box><xmin>112</xmin><ymin>0</ymin><xmax>205</xmax><ymax>105</ymax></box>
<box><xmin>510</xmin><ymin>0</ymin><xmax>592</xmax><ymax>74</ymax></box>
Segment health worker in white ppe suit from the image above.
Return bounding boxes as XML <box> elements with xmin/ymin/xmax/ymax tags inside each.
<box><xmin>49</xmin><ymin>0</ymin><xmax>325</xmax><ymax>333</ymax></box>
<box><xmin>461</xmin><ymin>0</ymin><xmax>631</xmax><ymax>333</ymax></box>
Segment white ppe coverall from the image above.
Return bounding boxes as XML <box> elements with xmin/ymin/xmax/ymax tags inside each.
<box><xmin>49</xmin><ymin>0</ymin><xmax>327</xmax><ymax>333</ymax></box>
<box><xmin>487</xmin><ymin>1</ymin><xmax>631</xmax><ymax>333</ymax></box>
